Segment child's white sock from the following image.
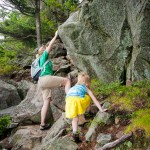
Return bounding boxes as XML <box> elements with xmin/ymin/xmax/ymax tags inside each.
<box><xmin>73</xmin><ymin>130</ymin><xmax>77</xmax><ymax>134</ymax></box>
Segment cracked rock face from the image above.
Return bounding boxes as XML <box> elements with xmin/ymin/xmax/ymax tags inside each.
<box><xmin>59</xmin><ymin>0</ymin><xmax>150</xmax><ymax>82</ymax></box>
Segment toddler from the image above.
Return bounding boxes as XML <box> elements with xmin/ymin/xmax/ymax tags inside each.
<box><xmin>65</xmin><ymin>72</ymin><xmax>107</xmax><ymax>142</ymax></box>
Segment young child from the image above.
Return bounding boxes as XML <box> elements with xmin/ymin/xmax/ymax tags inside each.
<box><xmin>65</xmin><ymin>72</ymin><xmax>107</xmax><ymax>142</ymax></box>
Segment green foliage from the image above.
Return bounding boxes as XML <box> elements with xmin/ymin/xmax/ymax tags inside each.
<box><xmin>64</xmin><ymin>0</ymin><xmax>78</xmax><ymax>12</ymax></box>
<box><xmin>0</xmin><ymin>0</ymin><xmax>78</xmax><ymax>45</ymax></box>
<box><xmin>125</xmin><ymin>109</ymin><xmax>150</xmax><ymax>138</ymax></box>
<box><xmin>6</xmin><ymin>0</ymin><xmax>35</xmax><ymax>16</ymax></box>
<box><xmin>91</xmin><ymin>78</ymin><xmax>150</xmax><ymax>142</ymax></box>
<box><xmin>40</xmin><ymin>0</ymin><xmax>78</xmax><ymax>43</ymax></box>
<box><xmin>115</xmin><ymin>86</ymin><xmax>141</xmax><ymax>98</ymax></box>
<box><xmin>91</xmin><ymin>79</ymin><xmax>150</xmax><ymax>112</ymax></box>
<box><xmin>0</xmin><ymin>40</ymin><xmax>34</xmax><ymax>75</ymax></box>
<box><xmin>45</xmin><ymin>0</ymin><xmax>63</xmax><ymax>7</ymax></box>
<box><xmin>90</xmin><ymin>79</ymin><xmax>121</xmax><ymax>97</ymax></box>
<box><xmin>0</xmin><ymin>0</ymin><xmax>78</xmax><ymax>76</ymax></box>
<box><xmin>109</xmin><ymin>96</ymin><xmax>135</xmax><ymax>111</ymax></box>
<box><xmin>0</xmin><ymin>116</ymin><xmax>11</xmax><ymax>136</ymax></box>
<box><xmin>0</xmin><ymin>46</ymin><xmax>17</xmax><ymax>75</ymax></box>
<box><xmin>133</xmin><ymin>79</ymin><xmax>150</xmax><ymax>96</ymax></box>
<box><xmin>40</xmin><ymin>17</ymin><xmax>56</xmax><ymax>43</ymax></box>
<box><xmin>108</xmin><ymin>86</ymin><xmax>147</xmax><ymax>111</ymax></box>
<box><xmin>0</xmin><ymin>11</ymin><xmax>36</xmax><ymax>44</ymax></box>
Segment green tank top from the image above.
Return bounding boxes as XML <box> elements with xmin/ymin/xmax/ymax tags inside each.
<box><xmin>39</xmin><ymin>50</ymin><xmax>53</xmax><ymax>76</ymax></box>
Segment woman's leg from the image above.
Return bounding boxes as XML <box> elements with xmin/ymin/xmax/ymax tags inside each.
<box><xmin>39</xmin><ymin>76</ymin><xmax>71</xmax><ymax>94</ymax></box>
<box><xmin>72</xmin><ymin>116</ymin><xmax>79</xmax><ymax>133</ymax></box>
<box><xmin>61</xmin><ymin>78</ymin><xmax>71</xmax><ymax>94</ymax></box>
<box><xmin>41</xmin><ymin>97</ymin><xmax>51</xmax><ymax>126</ymax></box>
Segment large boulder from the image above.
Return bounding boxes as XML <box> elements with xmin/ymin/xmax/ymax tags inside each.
<box><xmin>11</xmin><ymin>85</ymin><xmax>67</xmax><ymax>125</ymax></box>
<box><xmin>16</xmin><ymin>80</ymin><xmax>33</xmax><ymax>100</ymax></box>
<box><xmin>85</xmin><ymin>111</ymin><xmax>111</xmax><ymax>141</ymax></box>
<box><xmin>35</xmin><ymin>114</ymin><xmax>70</xmax><ymax>150</ymax></box>
<box><xmin>9</xmin><ymin>125</ymin><xmax>48</xmax><ymax>150</ymax></box>
<box><xmin>42</xmin><ymin>137</ymin><xmax>78</xmax><ymax>150</ymax></box>
<box><xmin>51</xmin><ymin>87</ymin><xmax>66</xmax><ymax>111</ymax></box>
<box><xmin>0</xmin><ymin>80</ymin><xmax>21</xmax><ymax>110</ymax></box>
<box><xmin>12</xmin><ymin>84</ymin><xmax>54</xmax><ymax>125</ymax></box>
<box><xmin>59</xmin><ymin>0</ymin><xmax>150</xmax><ymax>82</ymax></box>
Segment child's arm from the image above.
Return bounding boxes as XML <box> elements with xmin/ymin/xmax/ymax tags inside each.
<box><xmin>87</xmin><ymin>88</ymin><xmax>107</xmax><ymax>112</ymax></box>
<box><xmin>46</xmin><ymin>31</ymin><xmax>58</xmax><ymax>54</ymax></box>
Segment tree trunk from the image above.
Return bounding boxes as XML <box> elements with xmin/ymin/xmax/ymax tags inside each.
<box><xmin>35</xmin><ymin>0</ymin><xmax>42</xmax><ymax>48</ymax></box>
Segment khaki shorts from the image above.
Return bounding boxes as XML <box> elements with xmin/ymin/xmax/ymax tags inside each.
<box><xmin>38</xmin><ymin>75</ymin><xmax>66</xmax><ymax>100</ymax></box>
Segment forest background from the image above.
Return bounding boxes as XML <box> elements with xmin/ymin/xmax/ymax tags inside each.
<box><xmin>0</xmin><ymin>0</ymin><xmax>77</xmax><ymax>76</ymax></box>
<box><xmin>0</xmin><ymin>1</ymin><xmax>150</xmax><ymax>149</ymax></box>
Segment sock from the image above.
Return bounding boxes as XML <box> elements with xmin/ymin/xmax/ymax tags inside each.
<box><xmin>73</xmin><ymin>130</ymin><xmax>78</xmax><ymax>134</ymax></box>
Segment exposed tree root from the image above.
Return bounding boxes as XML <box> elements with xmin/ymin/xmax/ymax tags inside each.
<box><xmin>97</xmin><ymin>132</ymin><xmax>133</xmax><ymax>150</ymax></box>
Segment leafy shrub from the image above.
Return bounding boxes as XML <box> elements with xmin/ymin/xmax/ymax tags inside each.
<box><xmin>0</xmin><ymin>48</ymin><xmax>18</xmax><ymax>75</ymax></box>
<box><xmin>64</xmin><ymin>0</ymin><xmax>78</xmax><ymax>12</ymax></box>
<box><xmin>0</xmin><ymin>116</ymin><xmax>11</xmax><ymax>136</ymax></box>
<box><xmin>0</xmin><ymin>39</ymin><xmax>33</xmax><ymax>75</ymax></box>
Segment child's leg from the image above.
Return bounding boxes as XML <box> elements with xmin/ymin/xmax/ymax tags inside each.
<box><xmin>72</xmin><ymin>116</ymin><xmax>79</xmax><ymax>133</ymax></box>
<box><xmin>71</xmin><ymin>116</ymin><xmax>82</xmax><ymax>143</ymax></box>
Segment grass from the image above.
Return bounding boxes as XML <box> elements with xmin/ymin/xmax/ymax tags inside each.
<box><xmin>125</xmin><ymin>108</ymin><xmax>150</xmax><ymax>138</ymax></box>
<box><xmin>90</xmin><ymin>79</ymin><xmax>150</xmax><ymax>138</ymax></box>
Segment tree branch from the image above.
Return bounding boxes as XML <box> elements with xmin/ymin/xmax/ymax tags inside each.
<box><xmin>97</xmin><ymin>133</ymin><xmax>133</xmax><ymax>150</ymax></box>
<box><xmin>0</xmin><ymin>36</ymin><xmax>36</xmax><ymax>43</ymax></box>
<box><xmin>0</xmin><ymin>0</ymin><xmax>15</xmax><ymax>11</ymax></box>
<box><xmin>0</xmin><ymin>29</ymin><xmax>36</xmax><ymax>40</ymax></box>
<box><xmin>5</xmin><ymin>0</ymin><xmax>35</xmax><ymax>16</ymax></box>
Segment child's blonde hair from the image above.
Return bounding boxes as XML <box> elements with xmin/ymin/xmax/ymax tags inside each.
<box><xmin>77</xmin><ymin>72</ymin><xmax>90</xmax><ymax>87</ymax></box>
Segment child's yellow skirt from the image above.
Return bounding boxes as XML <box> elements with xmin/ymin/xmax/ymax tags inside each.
<box><xmin>65</xmin><ymin>95</ymin><xmax>91</xmax><ymax>118</ymax></box>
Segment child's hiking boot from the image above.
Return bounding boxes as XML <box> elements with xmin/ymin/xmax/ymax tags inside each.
<box><xmin>71</xmin><ymin>133</ymin><xmax>82</xmax><ymax>143</ymax></box>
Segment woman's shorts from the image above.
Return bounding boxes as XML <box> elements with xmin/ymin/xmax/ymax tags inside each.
<box><xmin>65</xmin><ymin>95</ymin><xmax>91</xmax><ymax>118</ymax></box>
<box><xmin>38</xmin><ymin>75</ymin><xmax>66</xmax><ymax>100</ymax></box>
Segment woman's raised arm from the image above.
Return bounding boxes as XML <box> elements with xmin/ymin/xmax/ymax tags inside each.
<box><xmin>46</xmin><ymin>31</ymin><xmax>58</xmax><ymax>54</ymax></box>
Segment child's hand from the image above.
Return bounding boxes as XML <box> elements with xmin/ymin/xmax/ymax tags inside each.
<box><xmin>100</xmin><ymin>109</ymin><xmax>107</xmax><ymax>112</ymax></box>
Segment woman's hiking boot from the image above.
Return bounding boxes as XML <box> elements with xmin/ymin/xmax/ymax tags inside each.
<box><xmin>40</xmin><ymin>124</ymin><xmax>50</xmax><ymax>130</ymax></box>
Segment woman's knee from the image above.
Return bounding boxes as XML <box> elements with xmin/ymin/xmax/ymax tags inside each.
<box><xmin>62</xmin><ymin>78</ymin><xmax>70</xmax><ymax>86</ymax></box>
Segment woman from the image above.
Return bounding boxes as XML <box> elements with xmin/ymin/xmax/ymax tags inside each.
<box><xmin>37</xmin><ymin>31</ymin><xmax>71</xmax><ymax>130</ymax></box>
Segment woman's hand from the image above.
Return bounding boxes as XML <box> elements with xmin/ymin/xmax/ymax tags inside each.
<box><xmin>46</xmin><ymin>30</ymin><xmax>58</xmax><ymax>53</ymax></box>
<box><xmin>55</xmin><ymin>30</ymin><xmax>58</xmax><ymax>37</ymax></box>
